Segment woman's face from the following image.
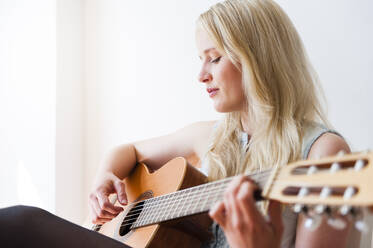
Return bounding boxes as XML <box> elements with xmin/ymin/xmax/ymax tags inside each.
<box><xmin>196</xmin><ymin>28</ymin><xmax>246</xmax><ymax>113</ymax></box>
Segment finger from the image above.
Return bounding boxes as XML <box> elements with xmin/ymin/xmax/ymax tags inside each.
<box><xmin>209</xmin><ymin>201</ymin><xmax>227</xmax><ymax>228</ymax></box>
<box><xmin>97</xmin><ymin>190</ymin><xmax>124</xmax><ymax>214</ymax></box>
<box><xmin>235</xmin><ymin>181</ymin><xmax>263</xmax><ymax>224</ymax></box>
<box><xmin>113</xmin><ymin>180</ymin><xmax>128</xmax><ymax>205</ymax></box>
<box><xmin>90</xmin><ymin>197</ymin><xmax>115</xmax><ymax>223</ymax></box>
<box><xmin>267</xmin><ymin>200</ymin><xmax>283</xmax><ymax>236</ymax></box>
<box><xmin>227</xmin><ymin>191</ymin><xmax>245</xmax><ymax>231</ymax></box>
<box><xmin>94</xmin><ymin>194</ymin><xmax>120</xmax><ymax>218</ymax></box>
<box><xmin>225</xmin><ymin>175</ymin><xmax>247</xmax><ymax>197</ymax></box>
<box><xmin>224</xmin><ymin>176</ymin><xmax>247</xmax><ymax>215</ymax></box>
<box><xmin>90</xmin><ymin>205</ymin><xmax>111</xmax><ymax>225</ymax></box>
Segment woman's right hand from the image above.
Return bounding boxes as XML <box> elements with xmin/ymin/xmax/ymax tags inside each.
<box><xmin>89</xmin><ymin>172</ymin><xmax>128</xmax><ymax>224</ymax></box>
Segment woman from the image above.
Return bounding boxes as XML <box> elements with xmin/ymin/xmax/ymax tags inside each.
<box><xmin>0</xmin><ymin>0</ymin><xmax>357</xmax><ymax>247</ymax></box>
<box><xmin>90</xmin><ymin>0</ymin><xmax>358</xmax><ymax>247</ymax></box>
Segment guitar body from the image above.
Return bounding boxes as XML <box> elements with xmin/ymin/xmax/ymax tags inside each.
<box><xmin>96</xmin><ymin>157</ymin><xmax>212</xmax><ymax>248</ymax></box>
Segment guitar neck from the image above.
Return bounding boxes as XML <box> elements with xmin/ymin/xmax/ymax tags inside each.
<box><xmin>131</xmin><ymin>169</ymin><xmax>272</xmax><ymax>229</ymax></box>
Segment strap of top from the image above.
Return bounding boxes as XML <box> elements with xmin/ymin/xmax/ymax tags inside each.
<box><xmin>301</xmin><ymin>122</ymin><xmax>343</xmax><ymax>159</ymax></box>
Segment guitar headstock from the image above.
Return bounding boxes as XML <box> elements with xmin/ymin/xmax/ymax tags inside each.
<box><xmin>265</xmin><ymin>150</ymin><xmax>373</xmax><ymax>231</ymax></box>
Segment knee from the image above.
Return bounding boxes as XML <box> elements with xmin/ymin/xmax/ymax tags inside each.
<box><xmin>0</xmin><ymin>205</ymin><xmax>48</xmax><ymax>244</ymax></box>
<box><xmin>2</xmin><ymin>205</ymin><xmax>47</xmax><ymax>225</ymax></box>
<box><xmin>17</xmin><ymin>205</ymin><xmax>49</xmax><ymax>219</ymax></box>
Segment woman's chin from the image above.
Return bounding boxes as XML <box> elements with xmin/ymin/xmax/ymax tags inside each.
<box><xmin>213</xmin><ymin>104</ymin><xmax>229</xmax><ymax>113</ymax></box>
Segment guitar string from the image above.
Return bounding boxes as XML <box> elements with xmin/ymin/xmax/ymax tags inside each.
<box><xmin>99</xmin><ymin>169</ymin><xmax>272</xmax><ymax>221</ymax></box>
<box><xmin>92</xmin><ymin>171</ymin><xmax>272</xmax><ymax>231</ymax></box>
<box><xmin>118</xmin><ymin>173</ymin><xmax>273</xmax><ymax>228</ymax></box>
<box><xmin>121</xmin><ymin>179</ymin><xmax>233</xmax><ymax>224</ymax></box>
<box><xmin>116</xmin><ymin>170</ymin><xmax>271</xmax><ymax>221</ymax></box>
<box><xmin>92</xmin><ymin>169</ymin><xmax>273</xmax><ymax>230</ymax></box>
<box><xmin>121</xmin><ymin>183</ymin><xmax>229</xmax><ymax>229</ymax></box>
<box><xmin>120</xmin><ymin>181</ymin><xmax>260</xmax><ymax>229</ymax></box>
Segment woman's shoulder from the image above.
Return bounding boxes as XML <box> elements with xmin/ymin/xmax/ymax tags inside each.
<box><xmin>183</xmin><ymin>120</ymin><xmax>218</xmax><ymax>135</ymax></box>
<box><xmin>307</xmin><ymin>132</ymin><xmax>350</xmax><ymax>159</ymax></box>
<box><xmin>301</xmin><ymin>120</ymin><xmax>350</xmax><ymax>159</ymax></box>
<box><xmin>302</xmin><ymin>121</ymin><xmax>349</xmax><ymax>159</ymax></box>
<box><xmin>182</xmin><ymin>120</ymin><xmax>219</xmax><ymax>158</ymax></box>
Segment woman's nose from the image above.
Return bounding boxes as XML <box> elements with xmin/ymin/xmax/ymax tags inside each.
<box><xmin>198</xmin><ymin>71</ymin><xmax>212</xmax><ymax>83</ymax></box>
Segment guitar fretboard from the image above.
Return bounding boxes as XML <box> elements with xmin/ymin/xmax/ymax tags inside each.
<box><xmin>127</xmin><ymin>169</ymin><xmax>272</xmax><ymax>229</ymax></box>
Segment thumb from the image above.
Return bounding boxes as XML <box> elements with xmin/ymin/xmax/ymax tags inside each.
<box><xmin>113</xmin><ymin>179</ymin><xmax>128</xmax><ymax>205</ymax></box>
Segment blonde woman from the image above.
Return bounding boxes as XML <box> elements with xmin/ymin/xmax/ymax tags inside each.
<box><xmin>0</xmin><ymin>0</ymin><xmax>358</xmax><ymax>247</ymax></box>
<box><xmin>88</xmin><ymin>0</ymin><xmax>358</xmax><ymax>247</ymax></box>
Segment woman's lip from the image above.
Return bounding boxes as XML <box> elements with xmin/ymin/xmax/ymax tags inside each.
<box><xmin>206</xmin><ymin>88</ymin><xmax>219</xmax><ymax>93</ymax></box>
<box><xmin>208</xmin><ymin>89</ymin><xmax>219</xmax><ymax>97</ymax></box>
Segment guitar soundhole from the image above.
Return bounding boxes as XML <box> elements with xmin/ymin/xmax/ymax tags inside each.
<box><xmin>119</xmin><ymin>201</ymin><xmax>144</xmax><ymax>236</ymax></box>
<box><xmin>119</xmin><ymin>190</ymin><xmax>153</xmax><ymax>237</ymax></box>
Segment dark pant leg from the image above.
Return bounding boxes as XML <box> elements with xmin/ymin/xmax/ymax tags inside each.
<box><xmin>0</xmin><ymin>205</ymin><xmax>131</xmax><ymax>248</ymax></box>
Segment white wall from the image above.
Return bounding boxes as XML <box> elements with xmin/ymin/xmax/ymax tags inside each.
<box><xmin>56</xmin><ymin>0</ymin><xmax>84</xmax><ymax>224</ymax></box>
<box><xmin>0</xmin><ymin>0</ymin><xmax>84</xmax><ymax>225</ymax></box>
<box><xmin>276</xmin><ymin>0</ymin><xmax>373</xmax><ymax>152</ymax></box>
<box><xmin>0</xmin><ymin>0</ymin><xmax>56</xmax><ymax>212</ymax></box>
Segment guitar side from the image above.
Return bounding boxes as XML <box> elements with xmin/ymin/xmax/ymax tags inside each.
<box><xmin>96</xmin><ymin>157</ymin><xmax>212</xmax><ymax>248</ymax></box>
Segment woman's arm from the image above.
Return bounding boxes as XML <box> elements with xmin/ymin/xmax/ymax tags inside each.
<box><xmin>89</xmin><ymin>120</ymin><xmax>216</xmax><ymax>224</ymax></box>
<box><xmin>294</xmin><ymin>133</ymin><xmax>355</xmax><ymax>248</ymax></box>
<box><xmin>98</xmin><ymin>120</ymin><xmax>216</xmax><ymax>179</ymax></box>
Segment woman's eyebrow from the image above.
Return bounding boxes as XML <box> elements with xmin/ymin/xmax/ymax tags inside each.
<box><xmin>203</xmin><ymin>47</ymin><xmax>216</xmax><ymax>54</ymax></box>
<box><xmin>198</xmin><ymin>47</ymin><xmax>218</xmax><ymax>59</ymax></box>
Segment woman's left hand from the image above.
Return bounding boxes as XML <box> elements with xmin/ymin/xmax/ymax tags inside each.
<box><xmin>209</xmin><ymin>176</ymin><xmax>283</xmax><ymax>248</ymax></box>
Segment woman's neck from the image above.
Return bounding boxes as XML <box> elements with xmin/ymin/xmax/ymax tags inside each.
<box><xmin>240</xmin><ymin>112</ymin><xmax>254</xmax><ymax>135</ymax></box>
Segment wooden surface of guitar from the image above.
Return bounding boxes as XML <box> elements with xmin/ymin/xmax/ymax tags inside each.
<box><xmin>96</xmin><ymin>157</ymin><xmax>212</xmax><ymax>248</ymax></box>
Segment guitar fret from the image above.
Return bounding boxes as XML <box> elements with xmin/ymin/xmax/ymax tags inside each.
<box><xmin>190</xmin><ymin>188</ymin><xmax>198</xmax><ymax>215</ymax></box>
<box><xmin>131</xmin><ymin>169</ymin><xmax>273</xmax><ymax>229</ymax></box>
<box><xmin>156</xmin><ymin>196</ymin><xmax>165</xmax><ymax>223</ymax></box>
<box><xmin>200</xmin><ymin>183</ymin><xmax>211</xmax><ymax>212</ymax></box>
<box><xmin>182</xmin><ymin>188</ymin><xmax>192</xmax><ymax>216</ymax></box>
<box><xmin>165</xmin><ymin>194</ymin><xmax>172</xmax><ymax>220</ymax></box>
<box><xmin>141</xmin><ymin>199</ymin><xmax>152</xmax><ymax>226</ymax></box>
<box><xmin>178</xmin><ymin>188</ymin><xmax>188</xmax><ymax>217</ymax></box>
<box><xmin>161</xmin><ymin>194</ymin><xmax>170</xmax><ymax>221</ymax></box>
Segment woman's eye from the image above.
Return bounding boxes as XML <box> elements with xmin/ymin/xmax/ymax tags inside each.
<box><xmin>211</xmin><ymin>56</ymin><xmax>221</xmax><ymax>63</ymax></box>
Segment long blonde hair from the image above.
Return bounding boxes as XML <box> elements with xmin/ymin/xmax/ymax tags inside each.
<box><xmin>198</xmin><ymin>0</ymin><xmax>330</xmax><ymax>181</ymax></box>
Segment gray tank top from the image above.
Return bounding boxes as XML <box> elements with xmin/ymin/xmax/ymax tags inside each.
<box><xmin>200</xmin><ymin>122</ymin><xmax>342</xmax><ymax>248</ymax></box>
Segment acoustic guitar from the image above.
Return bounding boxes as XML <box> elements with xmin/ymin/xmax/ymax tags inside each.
<box><xmin>89</xmin><ymin>151</ymin><xmax>373</xmax><ymax>248</ymax></box>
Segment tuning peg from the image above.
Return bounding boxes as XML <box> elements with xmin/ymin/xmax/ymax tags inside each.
<box><xmin>293</xmin><ymin>204</ymin><xmax>308</xmax><ymax>214</ymax></box>
<box><xmin>293</xmin><ymin>188</ymin><xmax>309</xmax><ymax>213</ymax></box>
<box><xmin>319</xmin><ymin>206</ymin><xmax>347</xmax><ymax>230</ymax></box>
<box><xmin>343</xmin><ymin>186</ymin><xmax>356</xmax><ymax>199</ymax></box>
<box><xmin>337</xmin><ymin>150</ymin><xmax>346</xmax><ymax>156</ymax></box>
<box><xmin>298</xmin><ymin>187</ymin><xmax>309</xmax><ymax>197</ymax></box>
<box><xmin>327</xmin><ymin>217</ymin><xmax>347</xmax><ymax>230</ymax></box>
<box><xmin>315</xmin><ymin>205</ymin><xmax>331</xmax><ymax>215</ymax></box>
<box><xmin>330</xmin><ymin>162</ymin><xmax>341</xmax><ymax>173</ymax></box>
<box><xmin>315</xmin><ymin>204</ymin><xmax>325</xmax><ymax>214</ymax></box>
<box><xmin>354</xmin><ymin>159</ymin><xmax>365</xmax><ymax>171</ymax></box>
<box><xmin>320</xmin><ymin>187</ymin><xmax>332</xmax><ymax>198</ymax></box>
<box><xmin>304</xmin><ymin>214</ymin><xmax>322</xmax><ymax>231</ymax></box>
<box><xmin>340</xmin><ymin>205</ymin><xmax>352</xmax><ymax>216</ymax></box>
<box><xmin>355</xmin><ymin>220</ymin><xmax>369</xmax><ymax>233</ymax></box>
<box><xmin>307</xmin><ymin>165</ymin><xmax>318</xmax><ymax>175</ymax></box>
